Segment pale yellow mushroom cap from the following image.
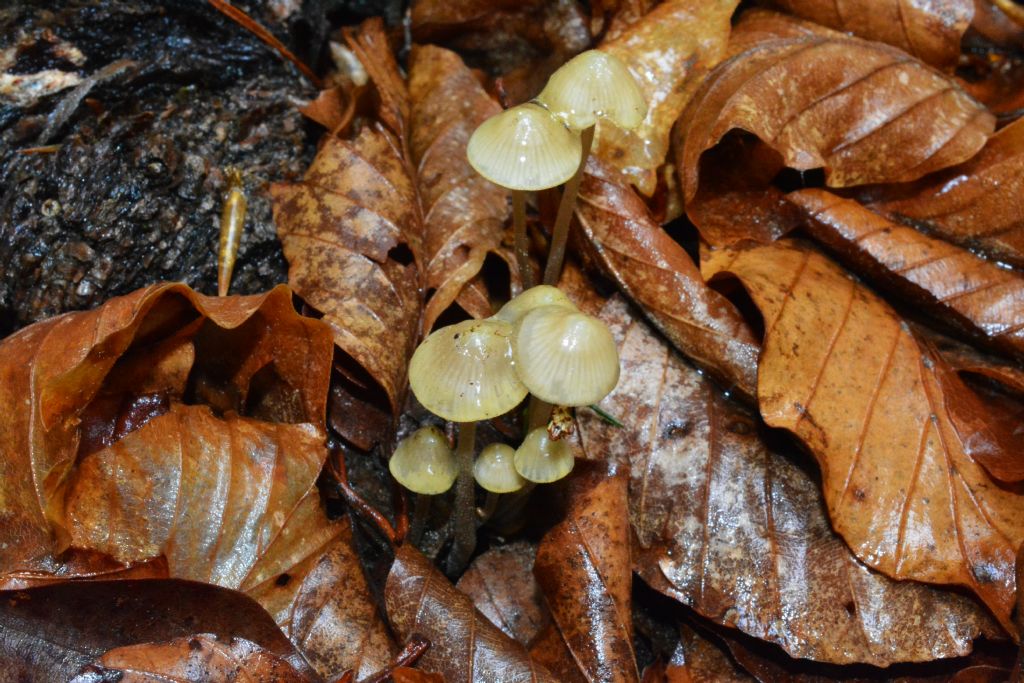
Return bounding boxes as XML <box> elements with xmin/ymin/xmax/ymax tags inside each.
<box><xmin>536</xmin><ymin>50</ymin><xmax>647</xmax><ymax>131</ymax></box>
<box><xmin>389</xmin><ymin>426</ymin><xmax>457</xmax><ymax>495</ymax></box>
<box><xmin>512</xmin><ymin>305</ymin><xmax>619</xmax><ymax>406</ymax></box>
<box><xmin>466</xmin><ymin>102</ymin><xmax>582</xmax><ymax>191</ymax></box>
<box><xmin>514</xmin><ymin>427</ymin><xmax>574</xmax><ymax>483</ymax></box>
<box><xmin>494</xmin><ymin>285</ymin><xmax>577</xmax><ymax>324</ymax></box>
<box><xmin>409</xmin><ymin>318</ymin><xmax>528</xmax><ymax>422</ymax></box>
<box><xmin>473</xmin><ymin>443</ymin><xmax>526</xmax><ymax>493</ymax></box>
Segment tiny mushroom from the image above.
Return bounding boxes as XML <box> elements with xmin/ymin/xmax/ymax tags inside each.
<box><xmin>467</xmin><ymin>102</ymin><xmax>582</xmax><ymax>288</ymax></box>
<box><xmin>389</xmin><ymin>425</ymin><xmax>458</xmax><ymax>495</ymax></box>
<box><xmin>514</xmin><ymin>426</ymin><xmax>575</xmax><ymax>483</ymax></box>
<box><xmin>473</xmin><ymin>443</ymin><xmax>526</xmax><ymax>494</ymax></box>
<box><xmin>494</xmin><ymin>284</ymin><xmax>577</xmax><ymax>324</ymax></box>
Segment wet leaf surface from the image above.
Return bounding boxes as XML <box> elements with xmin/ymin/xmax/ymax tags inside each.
<box><xmin>0</xmin><ymin>580</ymin><xmax>315</xmax><ymax>682</ymax></box>
<box><xmin>703</xmin><ymin>241</ymin><xmax>1024</xmax><ymax>633</ymax></box>
<box><xmin>535</xmin><ymin>464</ymin><xmax>639</xmax><ymax>683</ymax></box>
<box><xmin>864</xmin><ymin>117</ymin><xmax>1024</xmax><ymax>268</ymax></box>
<box><xmin>578</xmin><ymin>295</ymin><xmax>1000</xmax><ymax>664</ymax></box>
<box><xmin>575</xmin><ymin>161</ymin><xmax>760</xmax><ymax>399</ymax></box>
<box><xmin>408</xmin><ymin>44</ymin><xmax>512</xmax><ymax>329</ymax></box>
<box><xmin>386</xmin><ymin>544</ymin><xmax>557</xmax><ymax>682</ymax></box>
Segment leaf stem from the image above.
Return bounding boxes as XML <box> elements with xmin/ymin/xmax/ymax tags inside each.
<box><xmin>543</xmin><ymin>124</ymin><xmax>595</xmax><ymax>285</ymax></box>
<box><xmin>448</xmin><ymin>421</ymin><xmax>477</xmax><ymax>574</ymax></box>
<box><xmin>513</xmin><ymin>190</ymin><xmax>534</xmax><ymax>289</ymax></box>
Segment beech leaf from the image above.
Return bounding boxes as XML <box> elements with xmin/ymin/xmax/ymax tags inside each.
<box><xmin>535</xmin><ymin>464</ymin><xmax>639</xmax><ymax>683</ymax></box>
<box><xmin>575</xmin><ymin>161</ymin><xmax>760</xmax><ymax>399</ymax></box>
<box><xmin>703</xmin><ymin>241</ymin><xmax>1024</xmax><ymax>633</ymax></box>
<box><xmin>578</xmin><ymin>295</ymin><xmax>1000</xmax><ymax>665</ymax></box>
<box><xmin>385</xmin><ymin>544</ymin><xmax>557</xmax><ymax>682</ymax></box>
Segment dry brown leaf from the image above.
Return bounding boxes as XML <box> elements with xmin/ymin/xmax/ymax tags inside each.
<box><xmin>529</xmin><ymin>623</ymin><xmax>588</xmax><ymax>683</ymax></box>
<box><xmin>703</xmin><ymin>241</ymin><xmax>1024</xmax><ymax>633</ymax></box>
<box><xmin>249</xmin><ymin>526</ymin><xmax>396</xmax><ymax>681</ymax></box>
<box><xmin>385</xmin><ymin>544</ymin><xmax>557</xmax><ymax>682</ymax></box>
<box><xmin>70</xmin><ymin>635</ymin><xmax>311</xmax><ymax>683</ymax></box>
<box><xmin>594</xmin><ymin>0</ymin><xmax>739</xmax><ymax>196</ymax></box>
<box><xmin>0</xmin><ymin>284</ymin><xmax>332</xmax><ymax>579</ymax></box>
<box><xmin>766</xmin><ymin>0</ymin><xmax>973</xmax><ymax>69</ymax></box>
<box><xmin>866</xmin><ymin>116</ymin><xmax>1024</xmax><ymax>268</ymax></box>
<box><xmin>578</xmin><ymin>295</ymin><xmax>1000</xmax><ymax>664</ymax></box>
<box><xmin>535</xmin><ymin>464</ymin><xmax>639</xmax><ymax>683</ymax></box>
<box><xmin>792</xmin><ymin>189</ymin><xmax>1024</xmax><ymax>358</ymax></box>
<box><xmin>393</xmin><ymin>668</ymin><xmax>447</xmax><ymax>683</ymax></box>
<box><xmin>65</xmin><ymin>403</ymin><xmax>338</xmax><ymax>592</ymax></box>
<box><xmin>660</xmin><ymin>624</ymin><xmax>754</xmax><ymax>683</ymax></box>
<box><xmin>575</xmin><ymin>161</ymin><xmax>759</xmax><ymax>399</ymax></box>
<box><xmin>456</xmin><ymin>541</ymin><xmax>549</xmax><ymax>647</ymax></box>
<box><xmin>408</xmin><ymin>44</ymin><xmax>511</xmax><ymax>330</ymax></box>
<box><xmin>676</xmin><ymin>23</ymin><xmax>994</xmax><ymax>209</ymax></box>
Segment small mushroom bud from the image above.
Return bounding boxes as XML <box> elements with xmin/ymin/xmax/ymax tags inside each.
<box><xmin>494</xmin><ymin>284</ymin><xmax>577</xmax><ymax>324</ymax></box>
<box><xmin>514</xmin><ymin>427</ymin><xmax>574</xmax><ymax>483</ymax></box>
<box><xmin>409</xmin><ymin>318</ymin><xmax>528</xmax><ymax>423</ymax></box>
<box><xmin>473</xmin><ymin>443</ymin><xmax>526</xmax><ymax>493</ymax></box>
<box><xmin>467</xmin><ymin>102</ymin><xmax>582</xmax><ymax>192</ymax></box>
<box><xmin>512</xmin><ymin>305</ymin><xmax>619</xmax><ymax>407</ymax></box>
<box><xmin>536</xmin><ymin>50</ymin><xmax>647</xmax><ymax>131</ymax></box>
<box><xmin>389</xmin><ymin>426</ymin><xmax>458</xmax><ymax>495</ymax></box>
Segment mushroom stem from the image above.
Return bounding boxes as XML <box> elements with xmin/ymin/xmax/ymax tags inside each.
<box><xmin>542</xmin><ymin>124</ymin><xmax>595</xmax><ymax>286</ymax></box>
<box><xmin>448</xmin><ymin>421</ymin><xmax>478</xmax><ymax>574</ymax></box>
<box><xmin>527</xmin><ymin>397</ymin><xmax>555</xmax><ymax>432</ymax></box>
<box><xmin>477</xmin><ymin>491</ymin><xmax>499</xmax><ymax>522</ymax></box>
<box><xmin>409</xmin><ymin>493</ymin><xmax>431</xmax><ymax>545</ymax></box>
<box><xmin>512</xmin><ymin>190</ymin><xmax>534</xmax><ymax>289</ymax></box>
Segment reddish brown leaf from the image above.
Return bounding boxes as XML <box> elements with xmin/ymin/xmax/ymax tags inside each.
<box><xmin>249</xmin><ymin>526</ymin><xmax>396</xmax><ymax>681</ymax></box>
<box><xmin>408</xmin><ymin>44</ymin><xmax>512</xmax><ymax>330</ymax></box>
<box><xmin>703</xmin><ymin>241</ymin><xmax>1024</xmax><ymax>633</ymax></box>
<box><xmin>662</xmin><ymin>624</ymin><xmax>754</xmax><ymax>683</ymax></box>
<box><xmin>676</xmin><ymin>23</ymin><xmax>994</xmax><ymax>209</ymax></box>
<box><xmin>385</xmin><ymin>544</ymin><xmax>557</xmax><ymax>682</ymax></box>
<box><xmin>0</xmin><ymin>580</ymin><xmax>315</xmax><ymax>682</ymax></box>
<box><xmin>592</xmin><ymin>0</ymin><xmax>739</xmax><ymax>195</ymax></box>
<box><xmin>0</xmin><ymin>284</ymin><xmax>332</xmax><ymax>579</ymax></box>
<box><xmin>575</xmin><ymin>161</ymin><xmax>759</xmax><ymax>399</ymax></box>
<box><xmin>529</xmin><ymin>623</ymin><xmax>589</xmax><ymax>683</ymax></box>
<box><xmin>866</xmin><ymin>117</ymin><xmax>1024</xmax><ymax>268</ymax></box>
<box><xmin>792</xmin><ymin>189</ymin><xmax>1024</xmax><ymax>361</ymax></box>
<box><xmin>393</xmin><ymin>668</ymin><xmax>447</xmax><ymax>683</ymax></box>
<box><xmin>766</xmin><ymin>0</ymin><xmax>973</xmax><ymax>69</ymax></box>
<box><xmin>71</xmin><ymin>635</ymin><xmax>311</xmax><ymax>683</ymax></box>
<box><xmin>457</xmin><ymin>541</ymin><xmax>549</xmax><ymax>647</ymax></box>
<box><xmin>535</xmin><ymin>464</ymin><xmax>638</xmax><ymax>683</ymax></box>
<box><xmin>578</xmin><ymin>295</ymin><xmax>1000</xmax><ymax>664</ymax></box>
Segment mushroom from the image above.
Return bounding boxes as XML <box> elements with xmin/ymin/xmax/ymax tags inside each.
<box><xmin>493</xmin><ymin>284</ymin><xmax>577</xmax><ymax>324</ymax></box>
<box><xmin>473</xmin><ymin>442</ymin><xmax>526</xmax><ymax>493</ymax></box>
<box><xmin>467</xmin><ymin>102</ymin><xmax>582</xmax><ymax>289</ymax></box>
<box><xmin>389</xmin><ymin>425</ymin><xmax>457</xmax><ymax>495</ymax></box>
<box><xmin>512</xmin><ymin>304</ymin><xmax>619</xmax><ymax>418</ymax></box>
<box><xmin>408</xmin><ymin>317</ymin><xmax>528</xmax><ymax>571</ymax></box>
<box><xmin>514</xmin><ymin>426</ymin><xmax>575</xmax><ymax>483</ymax></box>
<box><xmin>533</xmin><ymin>49</ymin><xmax>647</xmax><ymax>285</ymax></box>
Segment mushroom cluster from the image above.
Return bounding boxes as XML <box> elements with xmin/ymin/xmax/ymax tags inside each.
<box><xmin>393</xmin><ymin>284</ymin><xmax>619</xmax><ymax>568</ymax></box>
<box><xmin>467</xmin><ymin>49</ymin><xmax>646</xmax><ymax>288</ymax></box>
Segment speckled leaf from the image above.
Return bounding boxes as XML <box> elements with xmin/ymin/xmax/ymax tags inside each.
<box><xmin>70</xmin><ymin>635</ymin><xmax>311</xmax><ymax>683</ymax></box>
<box><xmin>766</xmin><ymin>0</ymin><xmax>972</xmax><ymax>69</ymax></box>
<box><xmin>578</xmin><ymin>295</ymin><xmax>1001</xmax><ymax>664</ymax></box>
<box><xmin>249</xmin><ymin>525</ymin><xmax>396</xmax><ymax>682</ymax></box>
<box><xmin>385</xmin><ymin>544</ymin><xmax>557</xmax><ymax>683</ymax></box>
<box><xmin>457</xmin><ymin>541</ymin><xmax>549</xmax><ymax>647</ymax></box>
<box><xmin>703</xmin><ymin>241</ymin><xmax>1024</xmax><ymax>634</ymax></box>
<box><xmin>409</xmin><ymin>44</ymin><xmax>512</xmax><ymax>330</ymax></box>
<box><xmin>535</xmin><ymin>465</ymin><xmax>639</xmax><ymax>683</ymax></box>
<box><xmin>575</xmin><ymin>160</ymin><xmax>759</xmax><ymax>399</ymax></box>
<box><xmin>866</xmin><ymin>117</ymin><xmax>1024</xmax><ymax>268</ymax></box>
<box><xmin>676</xmin><ymin>26</ymin><xmax>994</xmax><ymax>203</ymax></box>
<box><xmin>0</xmin><ymin>284</ymin><xmax>332</xmax><ymax>580</ymax></box>
<box><xmin>594</xmin><ymin>0</ymin><xmax>739</xmax><ymax>196</ymax></box>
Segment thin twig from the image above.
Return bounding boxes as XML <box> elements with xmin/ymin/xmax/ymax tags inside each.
<box><xmin>357</xmin><ymin>635</ymin><xmax>431</xmax><ymax>683</ymax></box>
<box><xmin>330</xmin><ymin>449</ymin><xmax>398</xmax><ymax>545</ymax></box>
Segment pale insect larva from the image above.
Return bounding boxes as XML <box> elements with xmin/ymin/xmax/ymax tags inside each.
<box><xmin>217</xmin><ymin>167</ymin><xmax>247</xmax><ymax>297</ymax></box>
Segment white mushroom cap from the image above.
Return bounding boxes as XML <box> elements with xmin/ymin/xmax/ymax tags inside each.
<box><xmin>536</xmin><ymin>50</ymin><xmax>647</xmax><ymax>131</ymax></box>
<box><xmin>409</xmin><ymin>318</ymin><xmax>528</xmax><ymax>422</ymax></box>
<box><xmin>513</xmin><ymin>427</ymin><xmax>574</xmax><ymax>483</ymax></box>
<box><xmin>473</xmin><ymin>443</ymin><xmax>526</xmax><ymax>493</ymax></box>
<box><xmin>389</xmin><ymin>426</ymin><xmax>457</xmax><ymax>495</ymax></box>
<box><xmin>512</xmin><ymin>305</ymin><xmax>619</xmax><ymax>407</ymax></box>
<box><xmin>494</xmin><ymin>285</ymin><xmax>577</xmax><ymax>324</ymax></box>
<box><xmin>467</xmin><ymin>103</ymin><xmax>583</xmax><ymax>191</ymax></box>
